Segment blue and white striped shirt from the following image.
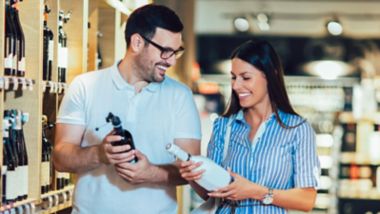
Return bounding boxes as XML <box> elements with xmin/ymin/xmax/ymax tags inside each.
<box><xmin>207</xmin><ymin>110</ymin><xmax>320</xmax><ymax>214</ymax></box>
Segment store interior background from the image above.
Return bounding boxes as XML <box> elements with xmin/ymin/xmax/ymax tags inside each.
<box><xmin>154</xmin><ymin>0</ymin><xmax>380</xmax><ymax>213</ymax></box>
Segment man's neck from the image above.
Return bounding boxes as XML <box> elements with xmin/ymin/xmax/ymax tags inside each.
<box><xmin>117</xmin><ymin>57</ymin><xmax>148</xmax><ymax>93</ymax></box>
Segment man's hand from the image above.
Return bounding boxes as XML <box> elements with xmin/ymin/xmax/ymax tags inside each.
<box><xmin>114</xmin><ymin>150</ymin><xmax>155</xmax><ymax>184</ymax></box>
<box><xmin>99</xmin><ymin>132</ymin><xmax>136</xmax><ymax>165</ymax></box>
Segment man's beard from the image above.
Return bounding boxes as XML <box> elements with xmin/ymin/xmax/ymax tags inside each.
<box><xmin>135</xmin><ymin>56</ymin><xmax>168</xmax><ymax>83</ymax></box>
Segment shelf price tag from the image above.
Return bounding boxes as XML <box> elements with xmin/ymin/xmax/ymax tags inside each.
<box><xmin>20</xmin><ymin>78</ymin><xmax>27</xmax><ymax>91</ymax></box>
<box><xmin>12</xmin><ymin>77</ymin><xmax>18</xmax><ymax>91</ymax></box>
<box><xmin>0</xmin><ymin>77</ymin><xmax>4</xmax><ymax>90</ymax></box>
<box><xmin>58</xmin><ymin>83</ymin><xmax>64</xmax><ymax>94</ymax></box>
<box><xmin>4</xmin><ymin>77</ymin><xmax>10</xmax><ymax>90</ymax></box>
<box><xmin>26</xmin><ymin>78</ymin><xmax>33</xmax><ymax>91</ymax></box>
<box><xmin>42</xmin><ymin>81</ymin><xmax>47</xmax><ymax>93</ymax></box>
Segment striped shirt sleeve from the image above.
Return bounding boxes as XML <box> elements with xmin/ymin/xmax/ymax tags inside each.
<box><xmin>293</xmin><ymin>121</ymin><xmax>320</xmax><ymax>188</ymax></box>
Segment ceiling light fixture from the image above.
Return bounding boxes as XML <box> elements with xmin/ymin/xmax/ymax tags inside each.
<box><xmin>233</xmin><ymin>16</ymin><xmax>250</xmax><ymax>32</ymax></box>
<box><xmin>256</xmin><ymin>12</ymin><xmax>270</xmax><ymax>31</ymax></box>
<box><xmin>326</xmin><ymin>17</ymin><xmax>343</xmax><ymax>36</ymax></box>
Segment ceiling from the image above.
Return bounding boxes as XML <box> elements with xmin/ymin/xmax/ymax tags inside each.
<box><xmin>195</xmin><ymin>0</ymin><xmax>380</xmax><ymax>38</ymax></box>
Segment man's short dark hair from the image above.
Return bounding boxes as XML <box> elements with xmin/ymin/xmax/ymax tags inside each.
<box><xmin>125</xmin><ymin>4</ymin><xmax>183</xmax><ymax>47</ymax></box>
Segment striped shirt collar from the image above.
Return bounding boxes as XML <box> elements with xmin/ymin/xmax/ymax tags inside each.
<box><xmin>234</xmin><ymin>109</ymin><xmax>278</xmax><ymax>124</ymax></box>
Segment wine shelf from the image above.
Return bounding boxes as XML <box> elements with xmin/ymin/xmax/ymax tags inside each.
<box><xmin>0</xmin><ymin>76</ymin><xmax>34</xmax><ymax>91</ymax></box>
<box><xmin>39</xmin><ymin>185</ymin><xmax>74</xmax><ymax>214</ymax></box>
<box><xmin>0</xmin><ymin>198</ymin><xmax>36</xmax><ymax>213</ymax></box>
<box><xmin>41</xmin><ymin>81</ymin><xmax>67</xmax><ymax>94</ymax></box>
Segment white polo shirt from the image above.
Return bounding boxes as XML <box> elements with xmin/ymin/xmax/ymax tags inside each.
<box><xmin>57</xmin><ymin>63</ymin><xmax>201</xmax><ymax>214</ymax></box>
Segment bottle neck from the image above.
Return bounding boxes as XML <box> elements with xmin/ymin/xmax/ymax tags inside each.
<box><xmin>166</xmin><ymin>143</ymin><xmax>191</xmax><ymax>161</ymax></box>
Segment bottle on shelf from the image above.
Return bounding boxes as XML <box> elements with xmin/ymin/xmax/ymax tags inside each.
<box><xmin>12</xmin><ymin>0</ymin><xmax>26</xmax><ymax>77</ymax></box>
<box><xmin>166</xmin><ymin>143</ymin><xmax>233</xmax><ymax>191</ymax></box>
<box><xmin>4</xmin><ymin>0</ymin><xmax>15</xmax><ymax>76</ymax></box>
<box><xmin>3</xmin><ymin>110</ymin><xmax>18</xmax><ymax>204</ymax></box>
<box><xmin>2</xmin><ymin>112</ymin><xmax>11</xmax><ymax>203</ymax></box>
<box><xmin>11</xmin><ymin>110</ymin><xmax>29</xmax><ymax>201</ymax></box>
<box><xmin>41</xmin><ymin>115</ymin><xmax>53</xmax><ymax>194</ymax></box>
<box><xmin>105</xmin><ymin>113</ymin><xmax>137</xmax><ymax>163</ymax></box>
<box><xmin>43</xmin><ymin>4</ymin><xmax>54</xmax><ymax>81</ymax></box>
<box><xmin>57</xmin><ymin>10</ymin><xmax>70</xmax><ymax>83</ymax></box>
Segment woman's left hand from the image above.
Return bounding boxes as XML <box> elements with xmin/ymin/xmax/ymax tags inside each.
<box><xmin>208</xmin><ymin>169</ymin><xmax>263</xmax><ymax>201</ymax></box>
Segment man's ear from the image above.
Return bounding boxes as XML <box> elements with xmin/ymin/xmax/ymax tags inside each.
<box><xmin>130</xmin><ymin>33</ymin><xmax>144</xmax><ymax>53</ymax></box>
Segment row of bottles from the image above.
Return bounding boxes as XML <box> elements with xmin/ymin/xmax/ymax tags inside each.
<box><xmin>41</xmin><ymin>115</ymin><xmax>71</xmax><ymax>194</ymax></box>
<box><xmin>2</xmin><ymin>109</ymin><xmax>29</xmax><ymax>204</ymax></box>
<box><xmin>43</xmin><ymin>4</ymin><xmax>54</xmax><ymax>81</ymax></box>
<box><xmin>42</xmin><ymin>2</ymin><xmax>71</xmax><ymax>82</ymax></box>
<box><xmin>4</xmin><ymin>0</ymin><xmax>26</xmax><ymax>77</ymax></box>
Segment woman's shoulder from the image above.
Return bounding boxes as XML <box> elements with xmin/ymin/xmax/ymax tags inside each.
<box><xmin>212</xmin><ymin>115</ymin><xmax>232</xmax><ymax>131</ymax></box>
<box><xmin>278</xmin><ymin>111</ymin><xmax>309</xmax><ymax>127</ymax></box>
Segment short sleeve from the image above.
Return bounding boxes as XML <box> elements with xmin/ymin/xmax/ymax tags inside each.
<box><xmin>293</xmin><ymin>122</ymin><xmax>320</xmax><ymax>188</ymax></box>
<box><xmin>173</xmin><ymin>88</ymin><xmax>201</xmax><ymax>140</ymax></box>
<box><xmin>56</xmin><ymin>77</ymin><xmax>86</xmax><ymax>125</ymax></box>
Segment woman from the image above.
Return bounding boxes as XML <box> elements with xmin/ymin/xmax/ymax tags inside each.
<box><xmin>180</xmin><ymin>40</ymin><xmax>320</xmax><ymax>213</ymax></box>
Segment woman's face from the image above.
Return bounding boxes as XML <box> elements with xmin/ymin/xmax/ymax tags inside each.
<box><xmin>231</xmin><ymin>58</ymin><xmax>270</xmax><ymax>110</ymax></box>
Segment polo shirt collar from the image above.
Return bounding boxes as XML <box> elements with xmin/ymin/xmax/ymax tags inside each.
<box><xmin>111</xmin><ymin>61</ymin><xmax>160</xmax><ymax>92</ymax></box>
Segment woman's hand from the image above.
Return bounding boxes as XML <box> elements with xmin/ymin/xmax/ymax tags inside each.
<box><xmin>208</xmin><ymin>169</ymin><xmax>266</xmax><ymax>201</ymax></box>
<box><xmin>178</xmin><ymin>160</ymin><xmax>205</xmax><ymax>181</ymax></box>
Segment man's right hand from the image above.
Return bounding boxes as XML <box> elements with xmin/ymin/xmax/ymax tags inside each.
<box><xmin>98</xmin><ymin>133</ymin><xmax>136</xmax><ymax>165</ymax></box>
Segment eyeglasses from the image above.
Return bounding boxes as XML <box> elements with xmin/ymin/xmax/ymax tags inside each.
<box><xmin>140</xmin><ymin>35</ymin><xmax>185</xmax><ymax>59</ymax></box>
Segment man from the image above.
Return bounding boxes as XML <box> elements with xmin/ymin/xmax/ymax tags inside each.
<box><xmin>53</xmin><ymin>4</ymin><xmax>201</xmax><ymax>214</ymax></box>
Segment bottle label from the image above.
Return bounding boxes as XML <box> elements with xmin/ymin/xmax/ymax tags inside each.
<box><xmin>13</xmin><ymin>54</ymin><xmax>17</xmax><ymax>70</ymax></box>
<box><xmin>6</xmin><ymin>170</ymin><xmax>18</xmax><ymax>200</ymax></box>
<box><xmin>18</xmin><ymin>57</ymin><xmax>26</xmax><ymax>72</ymax></box>
<box><xmin>4</xmin><ymin>54</ymin><xmax>13</xmax><ymax>69</ymax></box>
<box><xmin>3</xmin><ymin>130</ymin><xmax>9</xmax><ymax>138</ymax></box>
<box><xmin>20</xmin><ymin>165</ymin><xmax>28</xmax><ymax>196</ymax></box>
<box><xmin>58</xmin><ymin>46</ymin><xmax>68</xmax><ymax>68</ymax></box>
<box><xmin>48</xmin><ymin>40</ymin><xmax>54</xmax><ymax>61</ymax></box>
<box><xmin>1</xmin><ymin>165</ymin><xmax>7</xmax><ymax>176</ymax></box>
<box><xmin>58</xmin><ymin>43</ymin><xmax>63</xmax><ymax>67</ymax></box>
<box><xmin>62</xmin><ymin>47</ymin><xmax>68</xmax><ymax>68</ymax></box>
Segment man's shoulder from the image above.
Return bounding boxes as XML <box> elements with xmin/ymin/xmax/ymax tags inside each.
<box><xmin>72</xmin><ymin>67</ymin><xmax>110</xmax><ymax>85</ymax></box>
<box><xmin>162</xmin><ymin>76</ymin><xmax>191</xmax><ymax>93</ymax></box>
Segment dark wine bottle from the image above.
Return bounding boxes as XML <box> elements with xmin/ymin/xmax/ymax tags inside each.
<box><xmin>4</xmin><ymin>0</ymin><xmax>14</xmax><ymax>76</ymax></box>
<box><xmin>2</xmin><ymin>114</ymin><xmax>11</xmax><ymax>203</ymax></box>
<box><xmin>43</xmin><ymin>5</ymin><xmax>54</xmax><ymax>81</ymax></box>
<box><xmin>13</xmin><ymin>110</ymin><xmax>28</xmax><ymax>201</ymax></box>
<box><xmin>12</xmin><ymin>0</ymin><xmax>26</xmax><ymax>77</ymax></box>
<box><xmin>41</xmin><ymin>115</ymin><xmax>53</xmax><ymax>194</ymax></box>
<box><xmin>106</xmin><ymin>113</ymin><xmax>137</xmax><ymax>163</ymax></box>
<box><xmin>4</xmin><ymin>110</ymin><xmax>17</xmax><ymax>203</ymax></box>
<box><xmin>20</xmin><ymin>111</ymin><xmax>29</xmax><ymax>200</ymax></box>
<box><xmin>58</xmin><ymin>10</ymin><xmax>69</xmax><ymax>83</ymax></box>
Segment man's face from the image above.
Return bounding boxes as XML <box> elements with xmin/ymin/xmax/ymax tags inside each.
<box><xmin>135</xmin><ymin>28</ymin><xmax>183</xmax><ymax>83</ymax></box>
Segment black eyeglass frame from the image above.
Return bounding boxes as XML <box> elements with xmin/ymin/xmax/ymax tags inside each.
<box><xmin>140</xmin><ymin>35</ymin><xmax>185</xmax><ymax>59</ymax></box>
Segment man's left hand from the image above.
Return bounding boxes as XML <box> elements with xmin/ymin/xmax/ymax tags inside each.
<box><xmin>115</xmin><ymin>150</ymin><xmax>155</xmax><ymax>184</ymax></box>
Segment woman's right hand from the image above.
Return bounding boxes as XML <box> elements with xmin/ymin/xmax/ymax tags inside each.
<box><xmin>178</xmin><ymin>161</ymin><xmax>205</xmax><ymax>181</ymax></box>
